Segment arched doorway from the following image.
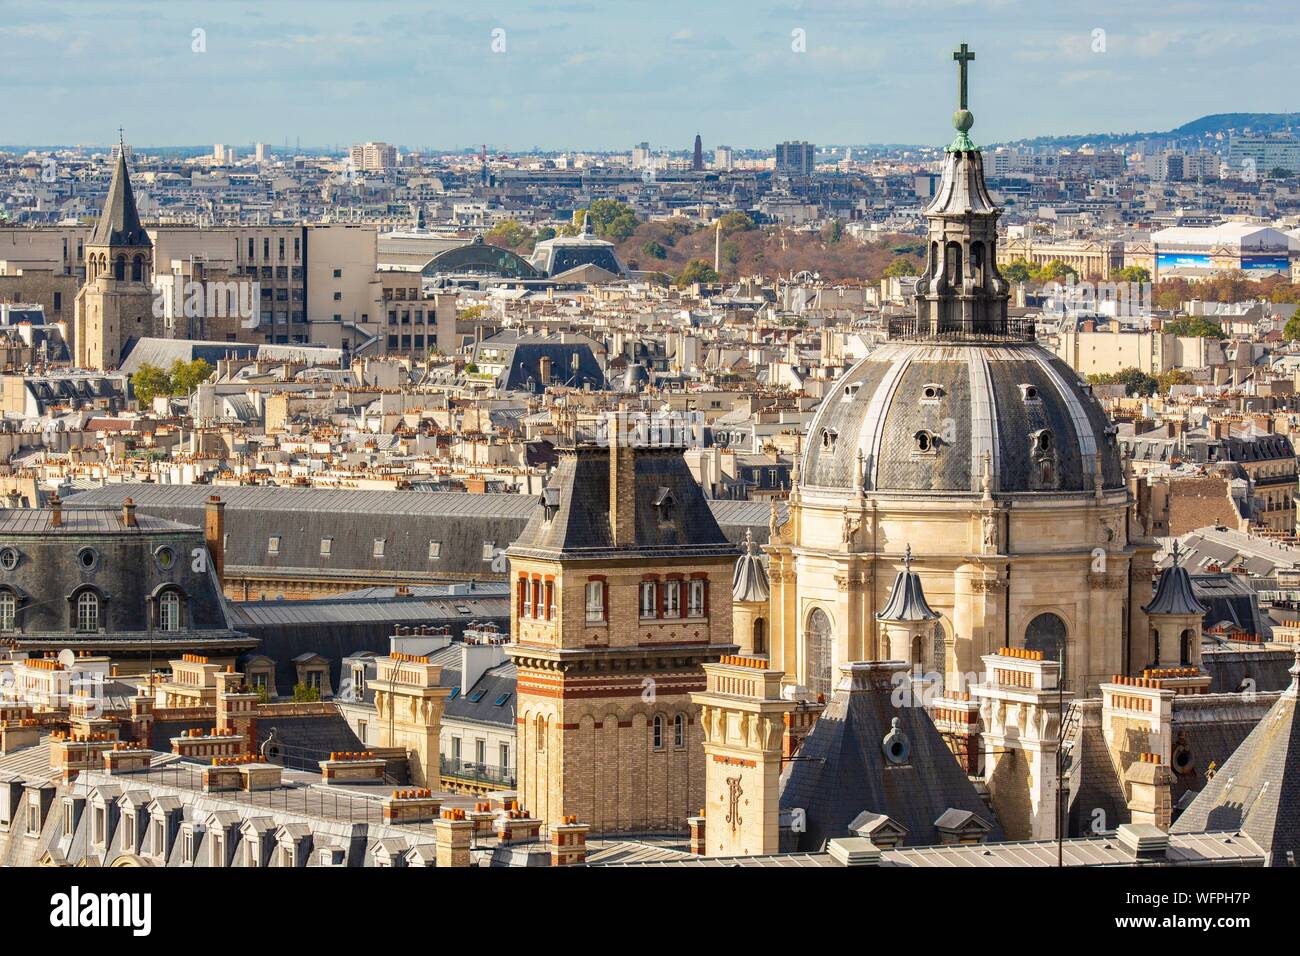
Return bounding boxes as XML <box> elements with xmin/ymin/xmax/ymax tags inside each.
<box><xmin>1025</xmin><ymin>612</ymin><xmax>1068</xmax><ymax>678</ymax></box>
<box><xmin>805</xmin><ymin>608</ymin><xmax>834</xmax><ymax>699</ymax></box>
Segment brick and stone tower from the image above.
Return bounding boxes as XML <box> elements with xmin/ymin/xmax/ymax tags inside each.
<box><xmin>507</xmin><ymin>412</ymin><xmax>741</xmax><ymax>832</ymax></box>
<box><xmin>691</xmin><ymin>655</ymin><xmax>795</xmax><ymax>856</ymax></box>
<box><xmin>74</xmin><ymin>135</ymin><xmax>154</xmax><ymax>370</ymax></box>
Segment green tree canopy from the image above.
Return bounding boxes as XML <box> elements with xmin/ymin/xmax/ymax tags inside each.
<box><xmin>641</xmin><ymin>239</ymin><xmax>668</xmax><ymax>260</ymax></box>
<box><xmin>1086</xmin><ymin>367</ymin><xmax>1158</xmax><ymax>397</ymax></box>
<box><xmin>1031</xmin><ymin>259</ymin><xmax>1078</xmax><ymax>284</ymax></box>
<box><xmin>486</xmin><ymin>218</ymin><xmax>529</xmax><ymax>248</ymax></box>
<box><xmin>131</xmin><ymin>364</ymin><xmax>172</xmax><ymax>406</ymax></box>
<box><xmin>717</xmin><ymin>211</ymin><xmax>756</xmax><ymax>237</ymax></box>
<box><xmin>676</xmin><ymin>259</ymin><xmax>720</xmax><ymax>287</ymax></box>
<box><xmin>1001</xmin><ymin>259</ymin><xmax>1033</xmax><ymax>283</ymax></box>
<box><xmin>585</xmin><ymin>199</ymin><xmax>639</xmax><ymax>242</ymax></box>
<box><xmin>1162</xmin><ymin>316</ymin><xmax>1226</xmax><ymax>339</ymax></box>
<box><xmin>168</xmin><ymin>359</ymin><xmax>214</xmax><ymax>395</ymax></box>
<box><xmin>883</xmin><ymin>257</ymin><xmax>918</xmax><ymax>278</ymax></box>
<box><xmin>1111</xmin><ymin>265</ymin><xmax>1151</xmax><ymax>283</ymax></box>
<box><xmin>1285</xmin><ymin>314</ymin><xmax>1300</xmax><ymax>340</ymax></box>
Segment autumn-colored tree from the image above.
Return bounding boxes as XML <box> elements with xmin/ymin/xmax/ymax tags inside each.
<box><xmin>883</xmin><ymin>257</ymin><xmax>917</xmax><ymax>277</ymax></box>
<box><xmin>676</xmin><ymin>259</ymin><xmax>720</xmax><ymax>287</ymax></box>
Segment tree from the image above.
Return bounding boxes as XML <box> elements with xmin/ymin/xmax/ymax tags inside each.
<box><xmin>1285</xmin><ymin>314</ymin><xmax>1300</xmax><ymax>341</ymax></box>
<box><xmin>131</xmin><ymin>364</ymin><xmax>172</xmax><ymax>406</ymax></box>
<box><xmin>717</xmin><ymin>211</ymin><xmax>756</xmax><ymax>237</ymax></box>
<box><xmin>1001</xmin><ymin>259</ymin><xmax>1033</xmax><ymax>283</ymax></box>
<box><xmin>486</xmin><ymin>218</ymin><xmax>528</xmax><ymax>248</ymax></box>
<box><xmin>1087</xmin><ymin>367</ymin><xmax>1158</xmax><ymax>397</ymax></box>
<box><xmin>820</xmin><ymin>219</ymin><xmax>844</xmax><ymax>244</ymax></box>
<box><xmin>1157</xmin><ymin>369</ymin><xmax>1195</xmax><ymax>392</ymax></box>
<box><xmin>883</xmin><ymin>257</ymin><xmax>917</xmax><ymax>278</ymax></box>
<box><xmin>1111</xmin><ymin>265</ymin><xmax>1151</xmax><ymax>283</ymax></box>
<box><xmin>458</xmin><ymin>304</ymin><xmax>489</xmax><ymax>321</ymax></box>
<box><xmin>1162</xmin><ymin>316</ymin><xmax>1226</xmax><ymax>339</ymax></box>
<box><xmin>585</xmin><ymin>199</ymin><xmax>638</xmax><ymax>241</ymax></box>
<box><xmin>675</xmin><ymin>259</ymin><xmax>720</xmax><ymax>287</ymax></box>
<box><xmin>1271</xmin><ymin>167</ymin><xmax>1295</xmax><ymax>179</ymax></box>
<box><xmin>292</xmin><ymin>682</ymin><xmax>321</xmax><ymax>703</ymax></box>
<box><xmin>169</xmin><ymin>358</ymin><xmax>213</xmax><ymax>395</ymax></box>
<box><xmin>721</xmin><ymin>239</ymin><xmax>741</xmax><ymax>266</ymax></box>
<box><xmin>641</xmin><ymin>239</ymin><xmax>668</xmax><ymax>260</ymax></box>
<box><xmin>1031</xmin><ymin>259</ymin><xmax>1078</xmax><ymax>284</ymax></box>
<box><xmin>533</xmin><ymin>226</ymin><xmax>557</xmax><ymax>243</ymax></box>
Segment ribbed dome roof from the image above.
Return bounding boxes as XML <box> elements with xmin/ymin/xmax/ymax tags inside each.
<box><xmin>731</xmin><ymin>528</ymin><xmax>770</xmax><ymax>604</ymax></box>
<box><xmin>800</xmin><ymin>341</ymin><xmax>1123</xmax><ymax>497</ymax></box>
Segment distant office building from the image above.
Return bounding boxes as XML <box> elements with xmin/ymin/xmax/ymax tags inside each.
<box><xmin>1144</xmin><ymin>150</ymin><xmax>1186</xmax><ymax>182</ymax></box>
<box><xmin>692</xmin><ymin>133</ymin><xmax>704</xmax><ymax>172</ymax></box>
<box><xmin>349</xmin><ymin>141</ymin><xmax>398</xmax><ymax>172</ymax></box>
<box><xmin>213</xmin><ymin>143</ymin><xmax>226</xmax><ymax>164</ymax></box>
<box><xmin>1228</xmin><ymin>133</ymin><xmax>1300</xmax><ymax>175</ymax></box>
<box><xmin>254</xmin><ymin>143</ymin><xmax>267</xmax><ymax>163</ymax></box>
<box><xmin>715</xmin><ymin>145</ymin><xmax>734</xmax><ymax>170</ymax></box>
<box><xmin>631</xmin><ymin>141</ymin><xmax>651</xmax><ymax>169</ymax></box>
<box><xmin>775</xmin><ymin>140</ymin><xmax>815</xmax><ymax>177</ymax></box>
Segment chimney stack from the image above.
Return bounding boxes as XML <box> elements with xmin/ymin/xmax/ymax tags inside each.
<box><xmin>122</xmin><ymin>497</ymin><xmax>137</xmax><ymax>528</ymax></box>
<box><xmin>205</xmin><ymin>495</ymin><xmax>225</xmax><ymax>589</ymax></box>
<box><xmin>49</xmin><ymin>493</ymin><xmax>62</xmax><ymax>528</ymax></box>
<box><xmin>608</xmin><ymin>408</ymin><xmax>636</xmax><ymax>547</ymax></box>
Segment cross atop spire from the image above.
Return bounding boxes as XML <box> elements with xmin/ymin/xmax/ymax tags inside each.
<box><xmin>947</xmin><ymin>42</ymin><xmax>977</xmax><ymax>152</ymax></box>
<box><xmin>953</xmin><ymin>43</ymin><xmax>974</xmax><ymax>110</ymax></box>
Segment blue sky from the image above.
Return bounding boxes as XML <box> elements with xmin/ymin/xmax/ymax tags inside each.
<box><xmin>1</xmin><ymin>0</ymin><xmax>1295</xmax><ymax>151</ymax></box>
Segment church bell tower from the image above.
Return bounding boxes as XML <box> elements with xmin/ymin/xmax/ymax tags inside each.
<box><xmin>75</xmin><ymin>133</ymin><xmax>155</xmax><ymax>370</ymax></box>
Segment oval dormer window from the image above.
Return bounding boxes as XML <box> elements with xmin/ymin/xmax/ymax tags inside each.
<box><xmin>921</xmin><ymin>384</ymin><xmax>944</xmax><ymax>402</ymax></box>
<box><xmin>1020</xmin><ymin>383</ymin><xmax>1040</xmax><ymax>402</ymax></box>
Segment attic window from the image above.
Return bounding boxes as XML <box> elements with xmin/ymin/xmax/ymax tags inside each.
<box><xmin>320</xmin><ymin>537</ymin><xmax>332</xmax><ymax>557</ymax></box>
<box><xmin>427</xmin><ymin>540</ymin><xmax>441</xmax><ymax>560</ymax></box>
<box><xmin>541</xmin><ymin>486</ymin><xmax>561</xmax><ymax>521</ymax></box>
<box><xmin>372</xmin><ymin>538</ymin><xmax>386</xmax><ymax>559</ymax></box>
<box><xmin>1019</xmin><ymin>384</ymin><xmax>1040</xmax><ymax>402</ymax></box>
<box><xmin>921</xmin><ymin>384</ymin><xmax>944</xmax><ymax>402</ymax></box>
<box><xmin>914</xmin><ymin>431</ymin><xmax>938</xmax><ymax>453</ymax></box>
<box><xmin>493</xmin><ymin>693</ymin><xmax>511</xmax><ymax>706</ymax></box>
<box><xmin>467</xmin><ymin>688</ymin><xmax>487</xmax><ymax>703</ymax></box>
<box><xmin>822</xmin><ymin>428</ymin><xmax>839</xmax><ymax>451</ymax></box>
<box><xmin>654</xmin><ymin>486</ymin><xmax>677</xmax><ymax>520</ymax></box>
<box><xmin>841</xmin><ymin>383</ymin><xmax>861</xmax><ymax>401</ymax></box>
<box><xmin>447</xmin><ymin>687</ymin><xmax>461</xmax><ymax>701</ymax></box>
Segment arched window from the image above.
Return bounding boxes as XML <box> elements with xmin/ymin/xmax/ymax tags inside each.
<box><xmin>652</xmin><ymin>715</ymin><xmax>664</xmax><ymax>751</ymax></box>
<box><xmin>673</xmin><ymin>713</ymin><xmax>685</xmax><ymax>748</ymax></box>
<box><xmin>1025</xmin><ymin>613</ymin><xmax>1068</xmax><ymax>672</ymax></box>
<box><xmin>805</xmin><ymin>608</ymin><xmax>834</xmax><ymax>699</ymax></box>
<box><xmin>113</xmin><ymin>255</ymin><xmax>126</xmax><ymax>281</ymax></box>
<box><xmin>752</xmin><ymin>618</ymin><xmax>766</xmax><ymax>655</ymax></box>
<box><xmin>535</xmin><ymin>715</ymin><xmax>546</xmax><ymax>752</ymax></box>
<box><xmin>76</xmin><ymin>591</ymin><xmax>100</xmax><ymax>633</ymax></box>
<box><xmin>0</xmin><ymin>591</ymin><xmax>14</xmax><ymax>631</ymax></box>
<box><xmin>131</xmin><ymin>255</ymin><xmax>143</xmax><ymax>282</ymax></box>
<box><xmin>1179</xmin><ymin>628</ymin><xmax>1194</xmax><ymax>665</ymax></box>
<box><xmin>157</xmin><ymin>590</ymin><xmax>181</xmax><ymax>632</ymax></box>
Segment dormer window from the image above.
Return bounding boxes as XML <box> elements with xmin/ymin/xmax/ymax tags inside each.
<box><xmin>841</xmin><ymin>383</ymin><xmax>861</xmax><ymax>401</ymax></box>
<box><xmin>822</xmin><ymin>428</ymin><xmax>838</xmax><ymax>451</ymax></box>
<box><xmin>1035</xmin><ymin>430</ymin><xmax>1053</xmax><ymax>454</ymax></box>
<box><xmin>921</xmin><ymin>384</ymin><xmax>944</xmax><ymax>403</ymax></box>
<box><xmin>541</xmin><ymin>485</ymin><xmax>561</xmax><ymax>521</ymax></box>
<box><xmin>914</xmin><ymin>430</ymin><xmax>939</xmax><ymax>454</ymax></box>
<box><xmin>653</xmin><ymin>487</ymin><xmax>677</xmax><ymax>521</ymax></box>
<box><xmin>1019</xmin><ymin>384</ymin><xmax>1040</xmax><ymax>402</ymax></box>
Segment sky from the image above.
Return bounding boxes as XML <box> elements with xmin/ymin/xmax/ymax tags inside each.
<box><xmin>2</xmin><ymin>0</ymin><xmax>1297</xmax><ymax>152</ymax></box>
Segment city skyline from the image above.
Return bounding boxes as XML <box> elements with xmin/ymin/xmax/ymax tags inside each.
<box><xmin>2</xmin><ymin>0</ymin><xmax>1297</xmax><ymax>150</ymax></box>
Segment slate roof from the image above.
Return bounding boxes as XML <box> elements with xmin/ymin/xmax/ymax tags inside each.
<box><xmin>89</xmin><ymin>148</ymin><xmax>150</xmax><ymax>248</ymax></box>
<box><xmin>778</xmin><ymin>661</ymin><xmax>1004</xmax><ymax>851</ymax></box>
<box><xmin>510</xmin><ymin>446</ymin><xmax>736</xmax><ymax>559</ymax></box>
<box><xmin>1171</xmin><ymin>650</ymin><xmax>1300</xmax><ymax>865</ymax></box>
<box><xmin>730</xmin><ymin>529</ymin><xmax>770</xmax><ymax>603</ymax></box>
<box><xmin>1143</xmin><ymin>563</ymin><xmax>1208</xmax><ymax>616</ymax></box>
<box><xmin>876</xmin><ymin>547</ymin><xmax>941</xmax><ymax>622</ymax></box>
<box><xmin>801</xmin><ymin>342</ymin><xmax>1123</xmax><ymax>496</ymax></box>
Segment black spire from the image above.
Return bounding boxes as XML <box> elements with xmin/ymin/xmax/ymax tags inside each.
<box><xmin>90</xmin><ymin>134</ymin><xmax>150</xmax><ymax>248</ymax></box>
<box><xmin>1142</xmin><ymin>541</ymin><xmax>1208</xmax><ymax>617</ymax></box>
<box><xmin>876</xmin><ymin>545</ymin><xmax>941</xmax><ymax>623</ymax></box>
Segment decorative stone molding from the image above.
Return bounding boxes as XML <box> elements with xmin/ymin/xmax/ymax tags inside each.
<box><xmin>969</xmin><ymin>578</ymin><xmax>1007</xmax><ymax>593</ymax></box>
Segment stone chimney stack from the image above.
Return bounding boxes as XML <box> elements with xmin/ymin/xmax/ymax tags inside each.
<box><xmin>1125</xmin><ymin>752</ymin><xmax>1174</xmax><ymax>831</ymax></box>
<box><xmin>49</xmin><ymin>493</ymin><xmax>61</xmax><ymax>528</ymax></box>
<box><xmin>122</xmin><ymin>497</ymin><xmax>137</xmax><ymax>528</ymax></box>
<box><xmin>608</xmin><ymin>408</ymin><xmax>636</xmax><ymax>548</ymax></box>
<box><xmin>205</xmin><ymin>495</ymin><xmax>225</xmax><ymax>589</ymax></box>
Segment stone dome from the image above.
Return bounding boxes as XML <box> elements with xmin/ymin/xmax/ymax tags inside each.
<box><xmin>800</xmin><ymin>340</ymin><xmax>1123</xmax><ymax>497</ymax></box>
